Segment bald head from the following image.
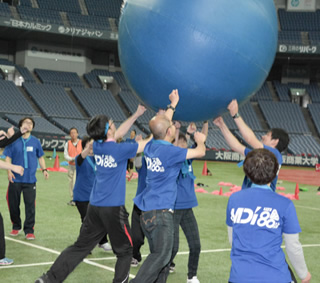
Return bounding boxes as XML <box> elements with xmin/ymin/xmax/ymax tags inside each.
<box><xmin>149</xmin><ymin>115</ymin><xmax>172</xmax><ymax>140</ymax></box>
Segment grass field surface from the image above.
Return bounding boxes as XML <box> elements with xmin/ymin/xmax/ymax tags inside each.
<box><xmin>0</xmin><ymin>152</ymin><xmax>319</xmax><ymax>282</ymax></box>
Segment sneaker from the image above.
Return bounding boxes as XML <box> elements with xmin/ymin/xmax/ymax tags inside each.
<box><xmin>35</xmin><ymin>273</ymin><xmax>51</xmax><ymax>283</ymax></box>
<box><xmin>26</xmin><ymin>233</ymin><xmax>36</xmax><ymax>240</ymax></box>
<box><xmin>169</xmin><ymin>262</ymin><xmax>175</xmax><ymax>273</ymax></box>
<box><xmin>187</xmin><ymin>276</ymin><xmax>200</xmax><ymax>283</ymax></box>
<box><xmin>98</xmin><ymin>242</ymin><xmax>112</xmax><ymax>252</ymax></box>
<box><xmin>0</xmin><ymin>257</ymin><xmax>13</xmax><ymax>265</ymax></box>
<box><xmin>9</xmin><ymin>229</ymin><xmax>20</xmax><ymax>236</ymax></box>
<box><xmin>131</xmin><ymin>258</ymin><xmax>139</xmax><ymax>267</ymax></box>
<box><xmin>67</xmin><ymin>200</ymin><xmax>75</xmax><ymax>206</ymax></box>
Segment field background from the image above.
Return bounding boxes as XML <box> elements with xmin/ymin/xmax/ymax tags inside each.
<box><xmin>0</xmin><ymin>151</ymin><xmax>319</xmax><ymax>282</ymax></box>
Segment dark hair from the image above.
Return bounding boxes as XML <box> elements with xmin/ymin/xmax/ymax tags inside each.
<box><xmin>86</xmin><ymin>115</ymin><xmax>109</xmax><ymax>141</ymax></box>
<box><xmin>270</xmin><ymin>128</ymin><xmax>289</xmax><ymax>153</ymax></box>
<box><xmin>19</xmin><ymin>117</ymin><xmax>35</xmax><ymax>129</ymax></box>
<box><xmin>131</xmin><ymin>129</ymin><xmax>136</xmax><ymax>134</ymax></box>
<box><xmin>81</xmin><ymin>135</ymin><xmax>91</xmax><ymax>148</ymax></box>
<box><xmin>243</xmin><ymin>148</ymin><xmax>279</xmax><ymax>185</ymax></box>
<box><xmin>178</xmin><ymin>133</ymin><xmax>187</xmax><ymax>143</ymax></box>
<box><xmin>69</xmin><ymin>127</ymin><xmax>78</xmax><ymax>134</ymax></box>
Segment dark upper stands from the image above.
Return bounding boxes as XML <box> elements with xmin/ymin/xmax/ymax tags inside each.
<box><xmin>0</xmin><ymin>118</ymin><xmax>14</xmax><ymax>130</ymax></box>
<box><xmin>85</xmin><ymin>0</ymin><xmax>122</xmax><ymax>18</ymax></box>
<box><xmin>278</xmin><ymin>9</ymin><xmax>320</xmax><ymax>31</ymax></box>
<box><xmin>67</xmin><ymin>13</ymin><xmax>111</xmax><ymax>30</ymax></box>
<box><xmin>250</xmin><ymin>82</ymin><xmax>273</xmax><ymax>101</ymax></box>
<box><xmin>278</xmin><ymin>31</ymin><xmax>303</xmax><ymax>45</ymax></box>
<box><xmin>51</xmin><ymin>118</ymin><xmax>88</xmax><ymax>137</ymax></box>
<box><xmin>0</xmin><ymin>2</ymin><xmax>11</xmax><ymax>18</ymax></box>
<box><xmin>308</xmin><ymin>104</ymin><xmax>320</xmax><ymax>136</ymax></box>
<box><xmin>37</xmin><ymin>0</ymin><xmax>82</xmax><ymax>14</ymax></box>
<box><xmin>15</xmin><ymin>66</ymin><xmax>36</xmax><ymax>83</ymax></box>
<box><xmin>19</xmin><ymin>0</ymin><xmax>32</xmax><ymax>7</ymax></box>
<box><xmin>17</xmin><ymin>6</ymin><xmax>63</xmax><ymax>25</ymax></box>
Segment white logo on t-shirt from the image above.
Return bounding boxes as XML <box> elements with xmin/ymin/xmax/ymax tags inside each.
<box><xmin>145</xmin><ymin>157</ymin><xmax>164</xmax><ymax>172</ymax></box>
<box><xmin>95</xmin><ymin>155</ymin><xmax>117</xmax><ymax>168</ymax></box>
<box><xmin>230</xmin><ymin>207</ymin><xmax>280</xmax><ymax>229</ymax></box>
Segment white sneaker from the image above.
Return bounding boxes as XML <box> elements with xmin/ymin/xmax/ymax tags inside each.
<box><xmin>131</xmin><ymin>258</ymin><xmax>139</xmax><ymax>267</ymax></box>
<box><xmin>187</xmin><ymin>276</ymin><xmax>200</xmax><ymax>283</ymax></box>
<box><xmin>98</xmin><ymin>242</ymin><xmax>112</xmax><ymax>252</ymax></box>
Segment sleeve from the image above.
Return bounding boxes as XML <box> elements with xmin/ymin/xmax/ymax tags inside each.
<box><xmin>244</xmin><ymin>147</ymin><xmax>251</xmax><ymax>156</ymax></box>
<box><xmin>226</xmin><ymin>197</ymin><xmax>234</xmax><ymax>227</ymax></box>
<box><xmin>167</xmin><ymin>146</ymin><xmax>188</xmax><ymax>165</ymax></box>
<box><xmin>0</xmin><ymin>130</ymin><xmax>22</xmax><ymax>148</ymax></box>
<box><xmin>36</xmin><ymin>139</ymin><xmax>44</xmax><ymax>158</ymax></box>
<box><xmin>283</xmin><ymin>233</ymin><xmax>308</xmax><ymax>280</ymax></box>
<box><xmin>3</xmin><ymin>143</ymin><xmax>13</xmax><ymax>158</ymax></box>
<box><xmin>64</xmin><ymin>142</ymin><xmax>74</xmax><ymax>161</ymax></box>
<box><xmin>282</xmin><ymin>201</ymin><xmax>301</xmax><ymax>234</ymax></box>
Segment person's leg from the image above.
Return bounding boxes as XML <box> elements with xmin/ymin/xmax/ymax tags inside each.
<box><xmin>22</xmin><ymin>183</ymin><xmax>36</xmax><ymax>235</ymax></box>
<box><xmin>0</xmin><ymin>213</ymin><xmax>5</xmax><ymax>259</ymax></box>
<box><xmin>170</xmin><ymin>210</ymin><xmax>184</xmax><ymax>264</ymax></box>
<box><xmin>75</xmin><ymin>201</ymin><xmax>89</xmax><ymax>223</ymax></box>
<box><xmin>67</xmin><ymin>165</ymin><xmax>75</xmax><ymax>200</ymax></box>
<box><xmin>131</xmin><ymin>204</ymin><xmax>144</xmax><ymax>262</ymax></box>
<box><xmin>130</xmin><ymin>210</ymin><xmax>174</xmax><ymax>283</ymax></box>
<box><xmin>180</xmin><ymin>209</ymin><xmax>201</xmax><ymax>280</ymax></box>
<box><xmin>45</xmin><ymin>205</ymin><xmax>106</xmax><ymax>282</ymax></box>
<box><xmin>103</xmin><ymin>206</ymin><xmax>132</xmax><ymax>283</ymax></box>
<box><xmin>7</xmin><ymin>182</ymin><xmax>22</xmax><ymax>231</ymax></box>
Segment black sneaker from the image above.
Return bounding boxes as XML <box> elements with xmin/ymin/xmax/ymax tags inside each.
<box><xmin>35</xmin><ymin>273</ymin><xmax>51</xmax><ymax>283</ymax></box>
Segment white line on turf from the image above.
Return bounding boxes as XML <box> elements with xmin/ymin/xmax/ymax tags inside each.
<box><xmin>295</xmin><ymin>205</ymin><xmax>320</xmax><ymax>212</ymax></box>
<box><xmin>0</xmin><ymin>262</ymin><xmax>54</xmax><ymax>269</ymax></box>
<box><xmin>4</xmin><ymin>236</ymin><xmax>135</xmax><ymax>278</ymax></box>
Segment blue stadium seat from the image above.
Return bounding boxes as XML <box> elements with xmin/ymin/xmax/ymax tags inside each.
<box><xmin>250</xmin><ymin>82</ymin><xmax>273</xmax><ymax>101</ymax></box>
<box><xmin>85</xmin><ymin>0</ymin><xmax>122</xmax><ymax>18</ymax></box>
<box><xmin>259</xmin><ymin>101</ymin><xmax>310</xmax><ymax>134</ymax></box>
<box><xmin>37</xmin><ymin>0</ymin><xmax>82</xmax><ymax>14</ymax></box>
<box><xmin>23</xmin><ymin>83</ymin><xmax>84</xmax><ymax>119</ymax></box>
<box><xmin>67</xmin><ymin>13</ymin><xmax>111</xmax><ymax>30</ymax></box>
<box><xmin>278</xmin><ymin>9</ymin><xmax>320</xmax><ymax>31</ymax></box>
<box><xmin>34</xmin><ymin>69</ymin><xmax>83</xmax><ymax>87</ymax></box>
<box><xmin>5</xmin><ymin>114</ymin><xmax>66</xmax><ymax>135</ymax></box>
<box><xmin>71</xmin><ymin>87</ymin><xmax>127</xmax><ymax>121</ymax></box>
<box><xmin>0</xmin><ymin>80</ymin><xmax>37</xmax><ymax>115</ymax></box>
<box><xmin>0</xmin><ymin>2</ymin><xmax>12</xmax><ymax>18</ymax></box>
<box><xmin>308</xmin><ymin>104</ymin><xmax>320</xmax><ymax>136</ymax></box>
<box><xmin>17</xmin><ymin>6</ymin><xmax>63</xmax><ymax>25</ymax></box>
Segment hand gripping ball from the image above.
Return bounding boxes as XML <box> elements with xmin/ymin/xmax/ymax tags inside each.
<box><xmin>118</xmin><ymin>0</ymin><xmax>278</xmax><ymax>121</ymax></box>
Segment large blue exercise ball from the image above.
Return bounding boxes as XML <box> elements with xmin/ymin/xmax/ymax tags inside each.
<box><xmin>118</xmin><ymin>0</ymin><xmax>278</xmax><ymax>121</ymax></box>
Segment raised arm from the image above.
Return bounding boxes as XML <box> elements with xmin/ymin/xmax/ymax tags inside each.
<box><xmin>213</xmin><ymin>117</ymin><xmax>246</xmax><ymax>155</ymax></box>
<box><xmin>228</xmin><ymin>100</ymin><xmax>263</xmax><ymax>149</ymax></box>
<box><xmin>164</xmin><ymin>89</ymin><xmax>179</xmax><ymax>121</ymax></box>
<box><xmin>173</xmin><ymin>121</ymin><xmax>181</xmax><ymax>146</ymax></box>
<box><xmin>201</xmin><ymin>121</ymin><xmax>208</xmax><ymax>139</ymax></box>
<box><xmin>186</xmin><ymin>132</ymin><xmax>206</xmax><ymax>160</ymax></box>
<box><xmin>136</xmin><ymin>135</ymin><xmax>153</xmax><ymax>154</ymax></box>
<box><xmin>115</xmin><ymin>105</ymin><xmax>146</xmax><ymax>140</ymax></box>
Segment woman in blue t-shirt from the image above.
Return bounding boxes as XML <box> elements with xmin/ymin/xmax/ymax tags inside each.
<box><xmin>226</xmin><ymin>149</ymin><xmax>311</xmax><ymax>283</ymax></box>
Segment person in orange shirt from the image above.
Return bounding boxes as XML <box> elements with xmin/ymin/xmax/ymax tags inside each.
<box><xmin>64</xmin><ymin>127</ymin><xmax>82</xmax><ymax>206</ymax></box>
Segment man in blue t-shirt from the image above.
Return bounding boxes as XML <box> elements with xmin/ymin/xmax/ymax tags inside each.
<box><xmin>4</xmin><ymin>117</ymin><xmax>49</xmax><ymax>241</ymax></box>
<box><xmin>36</xmin><ymin>105</ymin><xmax>151</xmax><ymax>283</ymax></box>
<box><xmin>213</xmin><ymin>99</ymin><xmax>289</xmax><ymax>191</ymax></box>
<box><xmin>226</xmin><ymin>148</ymin><xmax>311</xmax><ymax>283</ymax></box>
<box><xmin>131</xmin><ymin>90</ymin><xmax>207</xmax><ymax>283</ymax></box>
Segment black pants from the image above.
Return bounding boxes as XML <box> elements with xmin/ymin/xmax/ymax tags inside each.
<box><xmin>7</xmin><ymin>182</ymin><xmax>36</xmax><ymax>234</ymax></box>
<box><xmin>131</xmin><ymin>204</ymin><xmax>145</xmax><ymax>261</ymax></box>
<box><xmin>75</xmin><ymin>201</ymin><xmax>108</xmax><ymax>245</ymax></box>
<box><xmin>0</xmin><ymin>213</ymin><xmax>6</xmax><ymax>259</ymax></box>
<box><xmin>47</xmin><ymin>205</ymin><xmax>133</xmax><ymax>283</ymax></box>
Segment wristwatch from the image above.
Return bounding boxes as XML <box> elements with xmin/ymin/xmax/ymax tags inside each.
<box><xmin>232</xmin><ymin>113</ymin><xmax>240</xmax><ymax>119</ymax></box>
<box><xmin>167</xmin><ymin>104</ymin><xmax>176</xmax><ymax>112</ymax></box>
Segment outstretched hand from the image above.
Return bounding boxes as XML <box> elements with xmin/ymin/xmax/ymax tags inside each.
<box><xmin>228</xmin><ymin>99</ymin><xmax>239</xmax><ymax>117</ymax></box>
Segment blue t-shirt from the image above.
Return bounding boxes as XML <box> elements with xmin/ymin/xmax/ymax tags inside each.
<box><xmin>134</xmin><ymin>140</ymin><xmax>188</xmax><ymax>211</ymax></box>
<box><xmin>242</xmin><ymin>145</ymin><xmax>282</xmax><ymax>191</ymax></box>
<box><xmin>226</xmin><ymin>185</ymin><xmax>301</xmax><ymax>283</ymax></box>
<box><xmin>174</xmin><ymin>159</ymin><xmax>198</xmax><ymax>210</ymax></box>
<box><xmin>90</xmin><ymin>141</ymin><xmax>138</xmax><ymax>207</ymax></box>
<box><xmin>135</xmin><ymin>155</ymin><xmax>147</xmax><ymax>197</ymax></box>
<box><xmin>3</xmin><ymin>136</ymin><xmax>44</xmax><ymax>183</ymax></box>
<box><xmin>73</xmin><ymin>155</ymin><xmax>96</xmax><ymax>202</ymax></box>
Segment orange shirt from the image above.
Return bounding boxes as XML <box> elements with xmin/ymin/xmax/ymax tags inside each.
<box><xmin>68</xmin><ymin>140</ymin><xmax>82</xmax><ymax>165</ymax></box>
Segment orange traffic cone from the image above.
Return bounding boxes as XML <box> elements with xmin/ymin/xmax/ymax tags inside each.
<box><xmin>294</xmin><ymin>183</ymin><xmax>299</xmax><ymax>200</ymax></box>
<box><xmin>219</xmin><ymin>187</ymin><xmax>223</xmax><ymax>196</ymax></box>
<box><xmin>53</xmin><ymin>155</ymin><xmax>60</xmax><ymax>169</ymax></box>
<box><xmin>202</xmin><ymin>161</ymin><xmax>208</xmax><ymax>176</ymax></box>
